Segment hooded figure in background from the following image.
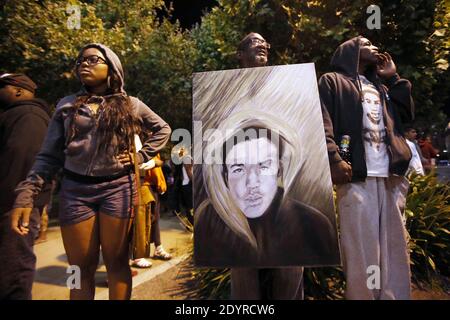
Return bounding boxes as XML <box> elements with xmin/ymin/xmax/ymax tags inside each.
<box><xmin>319</xmin><ymin>36</ymin><xmax>414</xmax><ymax>300</ymax></box>
<box><xmin>0</xmin><ymin>73</ymin><xmax>51</xmax><ymax>300</ymax></box>
<box><xmin>11</xmin><ymin>44</ymin><xmax>171</xmax><ymax>300</ymax></box>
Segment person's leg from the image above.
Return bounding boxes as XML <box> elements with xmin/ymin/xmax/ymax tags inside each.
<box><xmin>379</xmin><ymin>176</ymin><xmax>411</xmax><ymax>299</ymax></box>
<box><xmin>269</xmin><ymin>267</ymin><xmax>304</xmax><ymax>300</ymax></box>
<box><xmin>150</xmin><ymin>191</ymin><xmax>161</xmax><ymax>247</ymax></box>
<box><xmin>336</xmin><ymin>178</ymin><xmax>381</xmax><ymax>300</ymax></box>
<box><xmin>171</xmin><ymin>183</ymin><xmax>181</xmax><ymax>214</ymax></box>
<box><xmin>99</xmin><ymin>213</ymin><xmax>133</xmax><ymax>300</ymax></box>
<box><xmin>231</xmin><ymin>268</ymin><xmax>261</xmax><ymax>299</ymax></box>
<box><xmin>151</xmin><ymin>217</ymin><xmax>161</xmax><ymax>248</ymax></box>
<box><xmin>159</xmin><ymin>192</ymin><xmax>168</xmax><ymax>215</ymax></box>
<box><xmin>150</xmin><ymin>191</ymin><xmax>172</xmax><ymax>260</ymax></box>
<box><xmin>60</xmin><ymin>215</ymin><xmax>100</xmax><ymax>300</ymax></box>
<box><xmin>181</xmin><ymin>183</ymin><xmax>193</xmax><ymax>224</ymax></box>
<box><xmin>130</xmin><ymin>200</ymin><xmax>152</xmax><ymax>269</ymax></box>
<box><xmin>0</xmin><ymin>208</ymin><xmax>39</xmax><ymax>300</ymax></box>
<box><xmin>36</xmin><ymin>205</ymin><xmax>49</xmax><ymax>243</ymax></box>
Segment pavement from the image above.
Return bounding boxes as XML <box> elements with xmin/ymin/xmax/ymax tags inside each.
<box><xmin>131</xmin><ymin>258</ymin><xmax>197</xmax><ymax>300</ymax></box>
<box><xmin>31</xmin><ymin>212</ymin><xmax>449</xmax><ymax>300</ymax></box>
<box><xmin>31</xmin><ymin>213</ymin><xmax>192</xmax><ymax>300</ymax></box>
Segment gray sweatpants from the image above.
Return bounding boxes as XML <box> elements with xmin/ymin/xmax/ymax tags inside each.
<box><xmin>231</xmin><ymin>267</ymin><xmax>304</xmax><ymax>300</ymax></box>
<box><xmin>336</xmin><ymin>176</ymin><xmax>411</xmax><ymax>300</ymax></box>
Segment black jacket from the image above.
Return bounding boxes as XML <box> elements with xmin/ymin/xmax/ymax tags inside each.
<box><xmin>0</xmin><ymin>98</ymin><xmax>51</xmax><ymax>214</ymax></box>
<box><xmin>319</xmin><ymin>36</ymin><xmax>414</xmax><ymax>181</ymax></box>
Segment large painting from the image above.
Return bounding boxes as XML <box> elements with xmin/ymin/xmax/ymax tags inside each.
<box><xmin>193</xmin><ymin>63</ymin><xmax>341</xmax><ymax>268</ymax></box>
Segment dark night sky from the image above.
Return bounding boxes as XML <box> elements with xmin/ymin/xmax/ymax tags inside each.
<box><xmin>164</xmin><ymin>0</ymin><xmax>218</xmax><ymax>28</ymax></box>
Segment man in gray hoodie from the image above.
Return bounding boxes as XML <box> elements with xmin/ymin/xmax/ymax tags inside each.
<box><xmin>319</xmin><ymin>36</ymin><xmax>413</xmax><ymax>299</ymax></box>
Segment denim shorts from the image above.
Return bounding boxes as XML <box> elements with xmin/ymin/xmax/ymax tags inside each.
<box><xmin>59</xmin><ymin>173</ymin><xmax>137</xmax><ymax>226</ymax></box>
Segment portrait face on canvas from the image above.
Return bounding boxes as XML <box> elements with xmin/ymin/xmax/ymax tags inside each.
<box><xmin>225</xmin><ymin>135</ymin><xmax>280</xmax><ymax>219</ymax></box>
<box><xmin>193</xmin><ymin>63</ymin><xmax>341</xmax><ymax>268</ymax></box>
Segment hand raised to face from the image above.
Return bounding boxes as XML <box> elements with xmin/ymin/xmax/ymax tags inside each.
<box><xmin>376</xmin><ymin>52</ymin><xmax>397</xmax><ymax>79</ymax></box>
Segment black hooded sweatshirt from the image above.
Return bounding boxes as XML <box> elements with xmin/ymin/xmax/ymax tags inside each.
<box><xmin>319</xmin><ymin>36</ymin><xmax>414</xmax><ymax>182</ymax></box>
<box><xmin>0</xmin><ymin>98</ymin><xmax>52</xmax><ymax>214</ymax></box>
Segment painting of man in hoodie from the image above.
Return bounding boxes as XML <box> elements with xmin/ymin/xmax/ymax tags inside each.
<box><xmin>193</xmin><ymin>64</ymin><xmax>341</xmax><ymax>268</ymax></box>
<box><xmin>319</xmin><ymin>36</ymin><xmax>414</xmax><ymax>300</ymax></box>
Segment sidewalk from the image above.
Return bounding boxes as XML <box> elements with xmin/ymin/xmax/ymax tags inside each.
<box><xmin>32</xmin><ymin>214</ymin><xmax>192</xmax><ymax>300</ymax></box>
<box><xmin>32</xmin><ymin>214</ymin><xmax>448</xmax><ymax>300</ymax></box>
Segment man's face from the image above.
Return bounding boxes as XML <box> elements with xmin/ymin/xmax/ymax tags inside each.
<box><xmin>359</xmin><ymin>37</ymin><xmax>379</xmax><ymax>66</ymax></box>
<box><xmin>225</xmin><ymin>137</ymin><xmax>279</xmax><ymax>219</ymax></box>
<box><xmin>405</xmin><ymin>129</ymin><xmax>417</xmax><ymax>141</ymax></box>
<box><xmin>362</xmin><ymin>90</ymin><xmax>381</xmax><ymax>124</ymax></box>
<box><xmin>0</xmin><ymin>85</ymin><xmax>19</xmax><ymax>107</ymax></box>
<box><xmin>238</xmin><ymin>33</ymin><xmax>270</xmax><ymax>68</ymax></box>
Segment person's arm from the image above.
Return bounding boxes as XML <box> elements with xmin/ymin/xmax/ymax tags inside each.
<box><xmin>12</xmin><ymin>106</ymin><xmax>66</xmax><ymax>235</ymax></box>
<box><xmin>133</xmin><ymin>98</ymin><xmax>172</xmax><ymax>164</ymax></box>
<box><xmin>14</xmin><ymin>107</ymin><xmax>65</xmax><ymax>209</ymax></box>
<box><xmin>184</xmin><ymin>162</ymin><xmax>193</xmax><ymax>182</ymax></box>
<box><xmin>181</xmin><ymin>154</ymin><xmax>193</xmax><ymax>182</ymax></box>
<box><xmin>318</xmin><ymin>74</ymin><xmax>352</xmax><ymax>184</ymax></box>
<box><xmin>318</xmin><ymin>74</ymin><xmax>341</xmax><ymax>164</ymax></box>
<box><xmin>377</xmin><ymin>53</ymin><xmax>414</xmax><ymax>122</ymax></box>
<box><xmin>414</xmin><ymin>141</ymin><xmax>427</xmax><ymax>162</ymax></box>
<box><xmin>428</xmin><ymin>143</ymin><xmax>439</xmax><ymax>158</ymax></box>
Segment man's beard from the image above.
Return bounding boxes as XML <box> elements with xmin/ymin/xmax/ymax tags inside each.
<box><xmin>253</xmin><ymin>55</ymin><xmax>267</xmax><ymax>67</ymax></box>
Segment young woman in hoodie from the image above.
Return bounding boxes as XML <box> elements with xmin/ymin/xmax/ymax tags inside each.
<box><xmin>10</xmin><ymin>44</ymin><xmax>171</xmax><ymax>300</ymax></box>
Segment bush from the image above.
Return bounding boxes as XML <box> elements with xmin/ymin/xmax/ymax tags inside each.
<box><xmin>186</xmin><ymin>173</ymin><xmax>450</xmax><ymax>299</ymax></box>
<box><xmin>406</xmin><ymin>172</ymin><xmax>450</xmax><ymax>284</ymax></box>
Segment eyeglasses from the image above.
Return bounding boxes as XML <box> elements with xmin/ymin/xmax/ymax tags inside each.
<box><xmin>248</xmin><ymin>38</ymin><xmax>271</xmax><ymax>49</ymax></box>
<box><xmin>76</xmin><ymin>55</ymin><xmax>107</xmax><ymax>67</ymax></box>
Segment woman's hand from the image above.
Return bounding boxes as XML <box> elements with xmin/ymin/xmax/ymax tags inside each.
<box><xmin>11</xmin><ymin>207</ymin><xmax>33</xmax><ymax>236</ymax></box>
<box><xmin>117</xmin><ymin>152</ymin><xmax>134</xmax><ymax>166</ymax></box>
